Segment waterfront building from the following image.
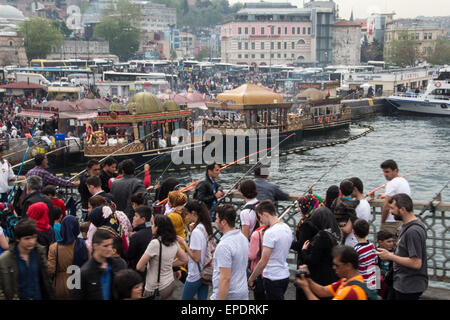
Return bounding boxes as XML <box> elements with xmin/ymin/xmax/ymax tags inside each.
<box><xmin>367</xmin><ymin>12</ymin><xmax>396</xmax><ymax>44</ymax></box>
<box><xmin>384</xmin><ymin>20</ymin><xmax>446</xmax><ymax>60</ymax></box>
<box><xmin>47</xmin><ymin>39</ymin><xmax>118</xmax><ymax>61</ymax></box>
<box><xmin>0</xmin><ymin>4</ymin><xmax>28</xmax><ymax>65</ymax></box>
<box><xmin>331</xmin><ymin>20</ymin><xmax>362</xmax><ymax>66</ymax></box>
<box><xmin>131</xmin><ymin>0</ymin><xmax>176</xmax><ymax>34</ymax></box>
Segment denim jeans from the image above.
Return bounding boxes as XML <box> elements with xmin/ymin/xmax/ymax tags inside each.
<box><xmin>181</xmin><ymin>279</ymin><xmax>209</xmax><ymax>300</ymax></box>
<box><xmin>263</xmin><ymin>277</ymin><xmax>289</xmax><ymax>300</ymax></box>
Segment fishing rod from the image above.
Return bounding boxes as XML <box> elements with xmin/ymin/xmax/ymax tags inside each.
<box><xmin>68</xmin><ymin>129</ymin><xmax>160</xmax><ymax>181</ymax></box>
<box><xmin>135</xmin><ymin>153</ymin><xmax>166</xmax><ymax>177</ymax></box>
<box><xmin>155</xmin><ymin>142</ymin><xmax>281</xmax><ymax>205</ymax></box>
<box><xmin>365</xmin><ymin>172</ymin><xmax>420</xmax><ymax>197</ymax></box>
<box><xmin>10</xmin><ymin>145</ymin><xmax>70</xmax><ymax>170</ymax></box>
<box><xmin>8</xmin><ymin>96</ymin><xmax>48</xmax><ymax>203</ymax></box>
<box><xmin>418</xmin><ymin>179</ymin><xmax>449</xmax><ymax>216</ymax></box>
<box><xmin>214</xmin><ymin>132</ymin><xmax>296</xmax><ymax>208</ymax></box>
<box><xmin>279</xmin><ymin>154</ymin><xmax>348</xmax><ymax>220</ymax></box>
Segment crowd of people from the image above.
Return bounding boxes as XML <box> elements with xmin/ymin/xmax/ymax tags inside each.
<box><xmin>0</xmin><ymin>154</ymin><xmax>429</xmax><ymax>301</ymax></box>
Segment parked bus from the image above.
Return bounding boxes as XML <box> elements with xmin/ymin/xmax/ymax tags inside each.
<box><xmin>102</xmin><ymin>71</ymin><xmax>176</xmax><ymax>83</ymax></box>
<box><xmin>30</xmin><ymin>59</ymin><xmax>67</xmax><ymax>68</ymax></box>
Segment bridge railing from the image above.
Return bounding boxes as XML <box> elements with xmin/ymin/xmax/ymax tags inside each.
<box><xmin>209</xmin><ymin>190</ymin><xmax>450</xmax><ymax>284</ymax></box>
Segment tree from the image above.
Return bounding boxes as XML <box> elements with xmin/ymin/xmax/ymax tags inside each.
<box><xmin>385</xmin><ymin>31</ymin><xmax>420</xmax><ymax>67</ymax></box>
<box><xmin>194</xmin><ymin>48</ymin><xmax>209</xmax><ymax>61</ymax></box>
<box><xmin>426</xmin><ymin>38</ymin><xmax>450</xmax><ymax>65</ymax></box>
<box><xmin>94</xmin><ymin>0</ymin><xmax>141</xmax><ymax>61</ymax></box>
<box><xmin>361</xmin><ymin>36</ymin><xmax>383</xmax><ymax>62</ymax></box>
<box><xmin>19</xmin><ymin>17</ymin><xmax>64</xmax><ymax>60</ymax></box>
<box><xmin>51</xmin><ymin>20</ymin><xmax>72</xmax><ymax>38</ymax></box>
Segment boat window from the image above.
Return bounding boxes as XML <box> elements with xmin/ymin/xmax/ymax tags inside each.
<box><xmin>441</xmin><ymin>104</ymin><xmax>448</xmax><ymax>109</ymax></box>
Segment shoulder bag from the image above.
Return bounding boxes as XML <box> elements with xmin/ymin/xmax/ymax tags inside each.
<box><xmin>148</xmin><ymin>239</ymin><xmax>162</xmax><ymax>300</ymax></box>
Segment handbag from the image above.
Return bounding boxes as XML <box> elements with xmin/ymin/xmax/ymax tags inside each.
<box><xmin>53</xmin><ymin>244</ymin><xmax>58</xmax><ymax>287</ymax></box>
<box><xmin>147</xmin><ymin>239</ymin><xmax>162</xmax><ymax>300</ymax></box>
<box><xmin>195</xmin><ymin>227</ymin><xmax>216</xmax><ymax>285</ymax></box>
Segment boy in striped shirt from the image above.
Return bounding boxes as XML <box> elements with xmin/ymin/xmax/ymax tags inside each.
<box><xmin>353</xmin><ymin>219</ymin><xmax>377</xmax><ymax>289</ymax></box>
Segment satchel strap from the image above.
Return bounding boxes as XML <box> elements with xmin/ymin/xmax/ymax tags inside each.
<box><xmin>156</xmin><ymin>239</ymin><xmax>162</xmax><ymax>289</ymax></box>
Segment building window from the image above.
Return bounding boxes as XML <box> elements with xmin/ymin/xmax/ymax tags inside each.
<box><xmin>238</xmin><ymin>54</ymin><xmax>242</xmax><ymax>58</ymax></box>
<box><xmin>291</xmin><ymin>53</ymin><xmax>295</xmax><ymax>58</ymax></box>
<box><xmin>271</xmin><ymin>53</ymin><xmax>274</xmax><ymax>58</ymax></box>
<box><xmin>245</xmin><ymin>54</ymin><xmax>248</xmax><ymax>58</ymax></box>
<box><xmin>9</xmin><ymin>41</ymin><xmax>13</xmax><ymax>47</ymax></box>
<box><xmin>308</xmin><ymin>27</ymin><xmax>311</xmax><ymax>34</ymax></box>
<box><xmin>284</xmin><ymin>42</ymin><xmax>287</xmax><ymax>49</ymax></box>
<box><xmin>284</xmin><ymin>53</ymin><xmax>287</xmax><ymax>58</ymax></box>
<box><xmin>429</xmin><ymin>33</ymin><xmax>432</xmax><ymax>40</ymax></box>
<box><xmin>261</xmin><ymin>42</ymin><xmax>265</xmax><ymax>50</ymax></box>
<box><xmin>245</xmin><ymin>27</ymin><xmax>248</xmax><ymax>34</ymax></box>
<box><xmin>251</xmin><ymin>42</ymin><xmax>255</xmax><ymax>50</ymax></box>
<box><xmin>252</xmin><ymin>27</ymin><xmax>255</xmax><ymax>35</ymax></box>
<box><xmin>245</xmin><ymin>42</ymin><xmax>248</xmax><ymax>50</ymax></box>
<box><xmin>298</xmin><ymin>56</ymin><xmax>305</xmax><ymax>60</ymax></box>
<box><xmin>292</xmin><ymin>41</ymin><xmax>295</xmax><ymax>49</ymax></box>
<box><xmin>292</xmin><ymin>27</ymin><xmax>295</xmax><ymax>34</ymax></box>
<box><xmin>285</xmin><ymin>27</ymin><xmax>287</xmax><ymax>34</ymax></box>
<box><xmin>415</xmin><ymin>33</ymin><xmax>419</xmax><ymax>40</ymax></box>
<box><xmin>277</xmin><ymin>53</ymin><xmax>281</xmax><ymax>58</ymax></box>
<box><xmin>271</xmin><ymin>42</ymin><xmax>274</xmax><ymax>50</ymax></box>
<box><xmin>278</xmin><ymin>27</ymin><xmax>281</xmax><ymax>34</ymax></box>
<box><xmin>251</xmin><ymin>54</ymin><xmax>255</xmax><ymax>58</ymax></box>
<box><xmin>297</xmin><ymin>27</ymin><xmax>301</xmax><ymax>34</ymax></box>
<box><xmin>238</xmin><ymin>27</ymin><xmax>242</xmax><ymax>34</ymax></box>
<box><xmin>261</xmin><ymin>54</ymin><xmax>265</xmax><ymax>58</ymax></box>
<box><xmin>261</xmin><ymin>27</ymin><xmax>265</xmax><ymax>34</ymax></box>
<box><xmin>278</xmin><ymin>42</ymin><xmax>281</xmax><ymax>49</ymax></box>
<box><xmin>271</xmin><ymin>26</ymin><xmax>274</xmax><ymax>35</ymax></box>
<box><xmin>303</xmin><ymin>27</ymin><xmax>306</xmax><ymax>34</ymax></box>
<box><xmin>298</xmin><ymin>39</ymin><xmax>306</xmax><ymax>45</ymax></box>
<box><xmin>238</xmin><ymin>42</ymin><xmax>242</xmax><ymax>50</ymax></box>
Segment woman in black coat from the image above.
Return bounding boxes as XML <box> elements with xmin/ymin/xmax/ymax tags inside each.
<box><xmin>294</xmin><ymin>206</ymin><xmax>342</xmax><ymax>300</ymax></box>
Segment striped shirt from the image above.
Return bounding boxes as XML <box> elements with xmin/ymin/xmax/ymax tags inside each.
<box><xmin>354</xmin><ymin>241</ymin><xmax>377</xmax><ymax>290</ymax></box>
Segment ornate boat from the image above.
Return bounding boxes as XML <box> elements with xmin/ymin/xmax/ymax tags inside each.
<box><xmin>83</xmin><ymin>92</ymin><xmax>203</xmax><ymax>166</ymax></box>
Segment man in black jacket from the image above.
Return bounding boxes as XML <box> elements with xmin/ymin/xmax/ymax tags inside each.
<box><xmin>71</xmin><ymin>229</ymin><xmax>126</xmax><ymax>300</ymax></box>
<box><xmin>126</xmin><ymin>206</ymin><xmax>153</xmax><ymax>275</ymax></box>
<box><xmin>21</xmin><ymin>175</ymin><xmax>54</xmax><ymax>219</ymax></box>
<box><xmin>0</xmin><ymin>219</ymin><xmax>55</xmax><ymax>300</ymax></box>
<box><xmin>110</xmin><ymin>159</ymin><xmax>146</xmax><ymax>220</ymax></box>
<box><xmin>86</xmin><ymin>175</ymin><xmax>113</xmax><ymax>202</ymax></box>
<box><xmin>193</xmin><ymin>162</ymin><xmax>223</xmax><ymax>219</ymax></box>
<box><xmin>99</xmin><ymin>157</ymin><xmax>117</xmax><ymax>193</ymax></box>
<box><xmin>78</xmin><ymin>159</ymin><xmax>101</xmax><ymax>220</ymax></box>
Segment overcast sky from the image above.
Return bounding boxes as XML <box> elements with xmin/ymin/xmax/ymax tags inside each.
<box><xmin>229</xmin><ymin>0</ymin><xmax>450</xmax><ymax>19</ymax></box>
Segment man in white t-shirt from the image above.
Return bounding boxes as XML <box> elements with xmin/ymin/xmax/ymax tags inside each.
<box><xmin>248</xmin><ymin>200</ymin><xmax>293</xmax><ymax>300</ymax></box>
<box><xmin>349</xmin><ymin>177</ymin><xmax>372</xmax><ymax>221</ymax></box>
<box><xmin>377</xmin><ymin>160</ymin><xmax>411</xmax><ymax>240</ymax></box>
<box><xmin>0</xmin><ymin>146</ymin><xmax>17</xmax><ymax>202</ymax></box>
<box><xmin>210</xmin><ymin>204</ymin><xmax>249</xmax><ymax>300</ymax></box>
<box><xmin>238</xmin><ymin>179</ymin><xmax>259</xmax><ymax>240</ymax></box>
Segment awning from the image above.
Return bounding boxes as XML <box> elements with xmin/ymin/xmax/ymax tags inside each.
<box><xmin>187</xmin><ymin>101</ymin><xmax>208</xmax><ymax>110</ymax></box>
<box><xmin>58</xmin><ymin>111</ymin><xmax>98</xmax><ymax>120</ymax></box>
<box><xmin>17</xmin><ymin>111</ymin><xmax>55</xmax><ymax>119</ymax></box>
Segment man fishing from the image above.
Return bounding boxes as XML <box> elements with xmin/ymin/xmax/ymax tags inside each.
<box><xmin>377</xmin><ymin>159</ymin><xmax>411</xmax><ymax>241</ymax></box>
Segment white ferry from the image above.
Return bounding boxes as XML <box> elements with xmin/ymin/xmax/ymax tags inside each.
<box><xmin>386</xmin><ymin>67</ymin><xmax>450</xmax><ymax>116</ymax></box>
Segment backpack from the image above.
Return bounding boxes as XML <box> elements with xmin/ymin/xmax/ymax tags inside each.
<box><xmin>344</xmin><ymin>280</ymin><xmax>381</xmax><ymax>300</ymax></box>
<box><xmin>242</xmin><ymin>202</ymin><xmax>260</xmax><ymax>234</ymax></box>
<box><xmin>0</xmin><ymin>203</ymin><xmax>20</xmax><ymax>241</ymax></box>
<box><xmin>196</xmin><ymin>226</ymin><xmax>217</xmax><ymax>285</ymax></box>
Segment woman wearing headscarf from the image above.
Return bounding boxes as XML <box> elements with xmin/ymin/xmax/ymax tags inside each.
<box><xmin>296</xmin><ymin>206</ymin><xmax>343</xmax><ymax>300</ymax></box>
<box><xmin>48</xmin><ymin>216</ymin><xmax>90</xmax><ymax>299</ymax></box>
<box><xmin>27</xmin><ymin>202</ymin><xmax>55</xmax><ymax>254</ymax></box>
<box><xmin>324</xmin><ymin>185</ymin><xmax>340</xmax><ymax>209</ymax></box>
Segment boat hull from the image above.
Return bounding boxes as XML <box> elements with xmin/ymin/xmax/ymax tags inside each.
<box><xmin>386</xmin><ymin>97</ymin><xmax>450</xmax><ymax>116</ymax></box>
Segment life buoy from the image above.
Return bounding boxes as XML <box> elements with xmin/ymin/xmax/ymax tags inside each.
<box><xmin>325</xmin><ymin>117</ymin><xmax>330</xmax><ymax>123</ymax></box>
<box><xmin>318</xmin><ymin>117</ymin><xmax>323</xmax><ymax>124</ymax></box>
<box><xmin>435</xmin><ymin>81</ymin><xmax>442</xmax><ymax>88</ymax></box>
<box><xmin>331</xmin><ymin>115</ymin><xmax>337</xmax><ymax>121</ymax></box>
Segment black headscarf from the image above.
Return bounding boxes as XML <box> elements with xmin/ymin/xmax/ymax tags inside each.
<box><xmin>308</xmin><ymin>206</ymin><xmax>343</xmax><ymax>245</ymax></box>
<box><xmin>89</xmin><ymin>205</ymin><xmax>122</xmax><ymax>238</ymax></box>
<box><xmin>156</xmin><ymin>177</ymin><xmax>180</xmax><ymax>202</ymax></box>
<box><xmin>325</xmin><ymin>185</ymin><xmax>340</xmax><ymax>209</ymax></box>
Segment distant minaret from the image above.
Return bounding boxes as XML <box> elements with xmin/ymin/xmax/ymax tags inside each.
<box><xmin>350</xmin><ymin>8</ymin><xmax>354</xmax><ymax>21</ymax></box>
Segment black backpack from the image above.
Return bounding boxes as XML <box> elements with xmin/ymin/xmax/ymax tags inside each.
<box><xmin>344</xmin><ymin>280</ymin><xmax>381</xmax><ymax>300</ymax></box>
<box><xmin>242</xmin><ymin>202</ymin><xmax>260</xmax><ymax>233</ymax></box>
<box><xmin>0</xmin><ymin>204</ymin><xmax>20</xmax><ymax>242</ymax></box>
